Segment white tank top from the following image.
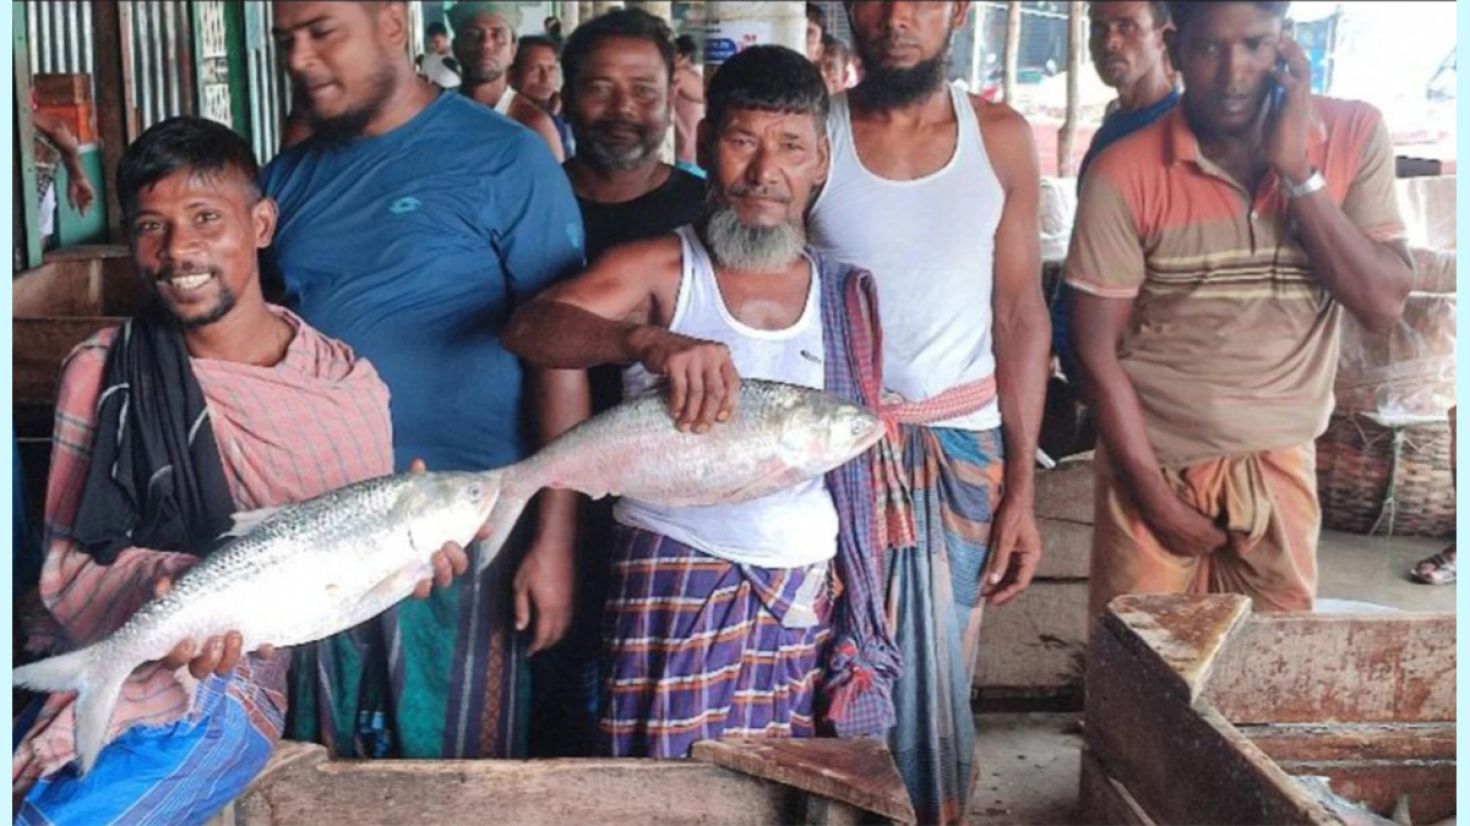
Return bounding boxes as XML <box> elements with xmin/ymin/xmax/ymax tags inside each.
<box><xmin>809</xmin><ymin>82</ymin><xmax>1004</xmax><ymax>431</ymax></box>
<box><xmin>495</xmin><ymin>87</ymin><xmax>518</xmax><ymax>115</ymax></box>
<box><xmin>614</xmin><ymin>226</ymin><xmax>839</xmax><ymax>568</ymax></box>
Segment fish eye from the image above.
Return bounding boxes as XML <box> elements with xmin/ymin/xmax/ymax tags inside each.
<box><xmin>467</xmin><ymin>484</ymin><xmax>483</xmax><ymax>499</ymax></box>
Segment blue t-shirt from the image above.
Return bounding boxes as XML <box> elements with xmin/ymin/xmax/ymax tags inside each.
<box><xmin>263</xmin><ymin>91</ymin><xmax>585</xmax><ymax>472</ymax></box>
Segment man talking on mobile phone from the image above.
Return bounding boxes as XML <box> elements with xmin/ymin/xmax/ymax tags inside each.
<box><xmin>1067</xmin><ymin>1</ymin><xmax>1414</xmax><ymax>620</ymax></box>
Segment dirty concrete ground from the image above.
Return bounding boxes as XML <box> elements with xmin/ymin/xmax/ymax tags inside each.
<box><xmin>969</xmin><ymin>530</ymin><xmax>1457</xmax><ymax>826</ymax></box>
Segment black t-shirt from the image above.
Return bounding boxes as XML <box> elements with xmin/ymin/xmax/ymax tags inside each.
<box><xmin>568</xmin><ymin>165</ymin><xmax>707</xmax><ymax>419</ymax></box>
<box><xmin>573</xmin><ymin>165</ymin><xmax>708</xmax><ymax>264</ymax></box>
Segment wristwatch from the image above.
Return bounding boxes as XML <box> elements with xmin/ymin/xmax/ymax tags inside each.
<box><xmin>1282</xmin><ymin>167</ymin><xmax>1326</xmax><ymax>199</ymax></box>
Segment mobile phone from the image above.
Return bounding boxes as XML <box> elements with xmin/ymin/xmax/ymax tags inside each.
<box><xmin>1268</xmin><ymin>59</ymin><xmax>1288</xmax><ymax>114</ymax></box>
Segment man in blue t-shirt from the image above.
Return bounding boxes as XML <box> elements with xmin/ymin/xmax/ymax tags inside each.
<box><xmin>263</xmin><ymin>0</ymin><xmax>586</xmax><ymax>761</ymax></box>
<box><xmin>1054</xmin><ymin>1</ymin><xmax>1180</xmax><ymax>385</ymax></box>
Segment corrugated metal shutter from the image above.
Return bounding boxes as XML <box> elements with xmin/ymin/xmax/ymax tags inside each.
<box><xmin>129</xmin><ymin>0</ymin><xmax>197</xmax><ymax>130</ymax></box>
<box><xmin>25</xmin><ymin>1</ymin><xmax>95</xmax><ymax>82</ymax></box>
<box><xmin>244</xmin><ymin>1</ymin><xmax>295</xmax><ymax>165</ymax></box>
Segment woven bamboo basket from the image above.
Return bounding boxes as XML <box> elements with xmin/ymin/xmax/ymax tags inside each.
<box><xmin>1316</xmin><ymin>410</ymin><xmax>1455</xmax><ymax>537</ymax></box>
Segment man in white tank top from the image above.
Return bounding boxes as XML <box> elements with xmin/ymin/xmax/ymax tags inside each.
<box><xmin>451</xmin><ymin>2</ymin><xmax>566</xmax><ymax>161</ymax></box>
<box><xmin>806</xmin><ymin>3</ymin><xmax>1051</xmax><ymax>823</ymax></box>
<box><xmin>505</xmin><ymin>47</ymin><xmax>897</xmax><ymax>761</ymax></box>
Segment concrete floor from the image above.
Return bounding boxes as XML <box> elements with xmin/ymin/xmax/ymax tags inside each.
<box><xmin>969</xmin><ymin>529</ymin><xmax>1457</xmax><ymax>826</ymax></box>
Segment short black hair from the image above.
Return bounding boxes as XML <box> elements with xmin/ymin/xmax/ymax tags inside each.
<box><xmin>426</xmin><ymin>21</ymin><xmax>448</xmax><ymax>38</ymax></box>
<box><xmin>806</xmin><ymin>2</ymin><xmax>828</xmax><ymax>33</ymax></box>
<box><xmin>561</xmin><ymin>8</ymin><xmax>676</xmax><ymax>96</ymax></box>
<box><xmin>514</xmin><ymin>34</ymin><xmax>561</xmax><ymax>73</ymax></box>
<box><xmin>675</xmin><ymin>34</ymin><xmax>698</xmax><ymax>60</ymax></box>
<box><xmin>1093</xmin><ymin>2</ymin><xmax>1172</xmax><ymax>27</ymax></box>
<box><xmin>1168</xmin><ymin>1</ymin><xmax>1286</xmax><ymax>34</ymax></box>
<box><xmin>117</xmin><ymin>116</ymin><xmax>260</xmax><ymax>220</ymax></box>
<box><xmin>706</xmin><ymin>45</ymin><xmax>829</xmax><ymax>136</ymax></box>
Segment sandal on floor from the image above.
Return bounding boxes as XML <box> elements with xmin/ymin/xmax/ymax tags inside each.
<box><xmin>1409</xmin><ymin>547</ymin><xmax>1456</xmax><ymax>585</ymax></box>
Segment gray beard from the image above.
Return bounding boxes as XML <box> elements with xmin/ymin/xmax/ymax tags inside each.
<box><xmin>576</xmin><ymin>115</ymin><xmax>669</xmax><ymax>172</ymax></box>
<box><xmin>700</xmin><ymin>203</ymin><xmax>807</xmax><ymax>274</ymax></box>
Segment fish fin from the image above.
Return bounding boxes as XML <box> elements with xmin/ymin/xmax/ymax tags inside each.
<box><xmin>13</xmin><ymin>644</ymin><xmax>126</xmax><ymax>776</ymax></box>
<box><xmin>720</xmin><ymin>460</ymin><xmax>803</xmax><ymax>503</ymax></box>
<box><xmin>473</xmin><ymin>486</ymin><xmax>532</xmax><ymax>577</ymax></box>
<box><xmin>355</xmin><ymin>563</ymin><xmax>431</xmax><ymax>613</ymax></box>
<box><xmin>222</xmin><ymin>505</ymin><xmax>286</xmax><ymax>539</ymax></box>
<box><xmin>1392</xmin><ymin>794</ymin><xmax>1413</xmax><ymax>826</ymax></box>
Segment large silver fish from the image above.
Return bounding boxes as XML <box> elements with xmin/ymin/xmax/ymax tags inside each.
<box><xmin>477</xmin><ymin>379</ymin><xmax>887</xmax><ymax>556</ymax></box>
<box><xmin>13</xmin><ymin>471</ymin><xmax>501</xmax><ymax>776</ymax></box>
<box><xmin>14</xmin><ymin>380</ymin><xmax>884</xmax><ymax>774</ymax></box>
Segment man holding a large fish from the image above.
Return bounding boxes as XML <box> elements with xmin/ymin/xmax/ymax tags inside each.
<box><xmin>261</xmin><ymin>0</ymin><xmax>587</xmax><ymax>764</ymax></box>
<box><xmin>504</xmin><ymin>45</ymin><xmax>904</xmax><ymax>760</ymax></box>
<box><xmin>11</xmin><ymin>118</ymin><xmax>466</xmax><ymax>824</ymax></box>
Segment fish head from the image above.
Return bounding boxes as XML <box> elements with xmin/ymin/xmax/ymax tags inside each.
<box><xmin>776</xmin><ymin>398</ymin><xmax>886</xmax><ymax>474</ymax></box>
<box><xmin>415</xmin><ymin>471</ymin><xmax>503</xmax><ymax>540</ymax></box>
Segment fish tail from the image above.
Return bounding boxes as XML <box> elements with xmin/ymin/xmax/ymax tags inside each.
<box><xmin>13</xmin><ymin>644</ymin><xmax>128</xmax><ymax>776</ymax></box>
<box><xmin>473</xmin><ymin>468</ymin><xmax>536</xmax><ymax>577</ymax></box>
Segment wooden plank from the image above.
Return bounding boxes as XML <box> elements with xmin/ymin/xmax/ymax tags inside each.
<box><xmin>975</xmin><ymin>581</ymin><xmax>1088</xmax><ymax>693</ymax></box>
<box><xmin>692</xmin><ymin>737</ymin><xmax>916</xmax><ymax>824</ymax></box>
<box><xmin>1203</xmin><ymin>613</ymin><xmax>1456</xmax><ymax>724</ymax></box>
<box><xmin>233</xmin><ymin>744</ymin><xmax>799</xmax><ymax>826</ymax></box>
<box><xmin>13</xmin><ymin>247</ymin><xmax>137</xmax><ymax>317</ymax></box>
<box><xmin>1279</xmin><ymin>760</ymin><xmax>1456</xmax><ymax>824</ymax></box>
<box><xmin>1101</xmin><ymin>594</ymin><xmax>1253</xmax><ymax>702</ymax></box>
<box><xmin>1238</xmin><ymin>722</ymin><xmax>1456</xmax><ymax>763</ymax></box>
<box><xmin>14</xmin><ymin>2</ymin><xmax>43</xmax><ymax>270</ymax></box>
<box><xmin>14</xmin><ymin>318</ymin><xmax>118</xmax><ymax>403</ymax></box>
<box><xmin>1033</xmin><ymin>454</ymin><xmax>1093</xmax><ymax>523</ymax></box>
<box><xmin>1077</xmin><ymin>747</ymin><xmax>1156</xmax><ymax>826</ymax></box>
<box><xmin>1085</xmin><ymin>606</ymin><xmax>1335</xmax><ymax>825</ymax></box>
<box><xmin>1035</xmin><ymin>517</ymin><xmax>1091</xmax><ymax>579</ymax></box>
<box><xmin>90</xmin><ymin>0</ymin><xmax>129</xmax><ymax>242</ymax></box>
<box><xmin>33</xmin><ymin>73</ymin><xmax>93</xmax><ymax>105</ymax></box>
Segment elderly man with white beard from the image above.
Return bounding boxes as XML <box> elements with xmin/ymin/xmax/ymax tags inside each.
<box><xmin>505</xmin><ymin>45</ymin><xmax>902</xmax><ymax>760</ymax></box>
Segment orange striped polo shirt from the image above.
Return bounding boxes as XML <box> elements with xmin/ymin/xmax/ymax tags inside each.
<box><xmin>1065</xmin><ymin>96</ymin><xmax>1406</xmax><ymax>467</ymax></box>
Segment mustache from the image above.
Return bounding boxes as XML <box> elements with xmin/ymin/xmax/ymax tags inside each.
<box><xmin>868</xmin><ymin>34</ymin><xmax>922</xmax><ymax>52</ymax></box>
<box><xmin>725</xmin><ymin>182</ymin><xmax>791</xmax><ymax>204</ymax></box>
<box><xmin>586</xmin><ymin>117</ymin><xmax>651</xmax><ymax>137</ymax></box>
<box><xmin>147</xmin><ymin>262</ymin><xmax>217</xmax><ymax>282</ymax></box>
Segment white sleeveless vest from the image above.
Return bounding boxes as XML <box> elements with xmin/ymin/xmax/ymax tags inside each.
<box><xmin>615</xmin><ymin>226</ymin><xmax>839</xmax><ymax>568</ymax></box>
<box><xmin>809</xmin><ymin>82</ymin><xmax>1005</xmax><ymax>431</ymax></box>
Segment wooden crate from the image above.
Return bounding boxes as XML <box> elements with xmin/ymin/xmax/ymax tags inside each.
<box><xmin>34</xmin><ymin>73</ymin><xmax>93</xmax><ymax>106</ymax></box>
<box><xmin>975</xmin><ymin>455</ymin><xmax>1095</xmax><ymax>702</ymax></box>
<box><xmin>217</xmin><ymin>738</ymin><xmax>915</xmax><ymax>826</ymax></box>
<box><xmin>13</xmin><ymin>246</ymin><xmax>139</xmax><ymax>411</ymax></box>
<box><xmin>1080</xmin><ymin>595</ymin><xmax>1456</xmax><ymax>825</ymax></box>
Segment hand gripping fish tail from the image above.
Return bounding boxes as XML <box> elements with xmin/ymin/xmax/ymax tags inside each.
<box><xmin>11</xmin><ymin>380</ymin><xmax>881</xmax><ymax>773</ymax></box>
<box><xmin>13</xmin><ymin>644</ymin><xmax>126</xmax><ymax>776</ymax></box>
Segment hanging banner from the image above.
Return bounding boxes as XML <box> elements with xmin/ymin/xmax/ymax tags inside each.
<box><xmin>704</xmin><ymin>18</ymin><xmax>771</xmax><ymax>67</ymax></box>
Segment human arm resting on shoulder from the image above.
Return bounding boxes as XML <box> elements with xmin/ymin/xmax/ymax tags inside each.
<box><xmin>503</xmin><ymin>236</ymin><xmax>740</xmax><ymax>433</ymax></box>
<box><xmin>974</xmin><ymin>98</ymin><xmax>1048</xmax><ymax>606</ymax></box>
<box><xmin>1270</xmin><ymin>37</ymin><xmax>1411</xmax><ymax>332</ymax></box>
